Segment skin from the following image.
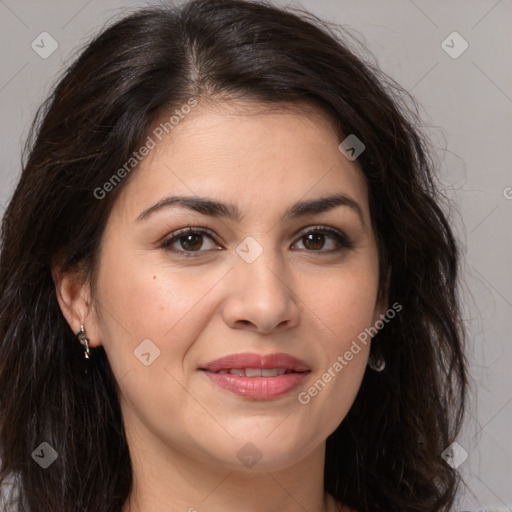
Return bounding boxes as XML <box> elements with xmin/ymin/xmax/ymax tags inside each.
<box><xmin>55</xmin><ymin>101</ymin><xmax>386</xmax><ymax>512</ymax></box>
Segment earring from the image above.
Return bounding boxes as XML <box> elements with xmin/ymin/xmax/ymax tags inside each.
<box><xmin>368</xmin><ymin>352</ymin><xmax>385</xmax><ymax>372</ymax></box>
<box><xmin>77</xmin><ymin>325</ymin><xmax>91</xmax><ymax>359</ymax></box>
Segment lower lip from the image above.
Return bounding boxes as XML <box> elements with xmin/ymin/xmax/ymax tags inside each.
<box><xmin>202</xmin><ymin>371</ymin><xmax>310</xmax><ymax>400</ymax></box>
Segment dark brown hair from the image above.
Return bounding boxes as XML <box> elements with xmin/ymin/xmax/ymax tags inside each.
<box><xmin>0</xmin><ymin>1</ymin><xmax>468</xmax><ymax>510</ymax></box>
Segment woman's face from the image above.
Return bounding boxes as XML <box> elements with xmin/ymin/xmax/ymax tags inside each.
<box><xmin>82</xmin><ymin>102</ymin><xmax>385</xmax><ymax>471</ymax></box>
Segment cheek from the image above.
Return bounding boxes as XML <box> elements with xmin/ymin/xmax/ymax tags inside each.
<box><xmin>308</xmin><ymin>271</ymin><xmax>374</xmax><ymax>386</ymax></box>
<box><xmin>306</xmin><ymin>260</ymin><xmax>379</xmax><ymax>354</ymax></box>
<box><xmin>294</xmin><ymin>258</ymin><xmax>378</xmax><ymax>428</ymax></box>
<box><xmin>94</xmin><ymin>247</ymin><xmax>230</xmax><ymax>375</ymax></box>
<box><xmin>93</xmin><ymin>254</ymin><xmax>222</xmax><ymax>435</ymax></box>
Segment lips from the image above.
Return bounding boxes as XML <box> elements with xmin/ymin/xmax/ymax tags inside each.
<box><xmin>200</xmin><ymin>352</ymin><xmax>310</xmax><ymax>400</ymax></box>
<box><xmin>201</xmin><ymin>352</ymin><xmax>310</xmax><ymax>373</ymax></box>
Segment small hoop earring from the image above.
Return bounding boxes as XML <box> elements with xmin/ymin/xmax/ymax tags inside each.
<box><xmin>368</xmin><ymin>352</ymin><xmax>385</xmax><ymax>372</ymax></box>
<box><xmin>77</xmin><ymin>325</ymin><xmax>91</xmax><ymax>359</ymax></box>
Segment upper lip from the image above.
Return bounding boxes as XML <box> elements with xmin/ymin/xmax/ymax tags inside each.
<box><xmin>200</xmin><ymin>352</ymin><xmax>310</xmax><ymax>373</ymax></box>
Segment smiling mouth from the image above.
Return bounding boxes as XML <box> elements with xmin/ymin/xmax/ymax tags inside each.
<box><xmin>199</xmin><ymin>352</ymin><xmax>311</xmax><ymax>400</ymax></box>
<box><xmin>200</xmin><ymin>352</ymin><xmax>310</xmax><ymax>373</ymax></box>
<box><xmin>211</xmin><ymin>367</ymin><xmax>301</xmax><ymax>377</ymax></box>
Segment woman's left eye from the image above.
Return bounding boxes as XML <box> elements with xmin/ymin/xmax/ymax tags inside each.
<box><xmin>160</xmin><ymin>226</ymin><xmax>354</xmax><ymax>257</ymax></box>
<box><xmin>292</xmin><ymin>227</ymin><xmax>354</xmax><ymax>252</ymax></box>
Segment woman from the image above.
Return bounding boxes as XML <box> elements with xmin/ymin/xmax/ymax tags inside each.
<box><xmin>0</xmin><ymin>0</ymin><xmax>468</xmax><ymax>511</ymax></box>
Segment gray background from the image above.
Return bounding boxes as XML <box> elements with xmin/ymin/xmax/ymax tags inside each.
<box><xmin>1</xmin><ymin>1</ymin><xmax>511</xmax><ymax>510</ymax></box>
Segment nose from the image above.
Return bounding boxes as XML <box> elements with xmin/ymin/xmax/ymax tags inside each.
<box><xmin>221</xmin><ymin>244</ymin><xmax>301</xmax><ymax>335</ymax></box>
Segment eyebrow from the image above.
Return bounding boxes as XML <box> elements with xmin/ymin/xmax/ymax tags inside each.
<box><xmin>136</xmin><ymin>193</ymin><xmax>365</xmax><ymax>226</ymax></box>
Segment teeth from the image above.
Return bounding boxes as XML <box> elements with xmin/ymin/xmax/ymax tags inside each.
<box><xmin>244</xmin><ymin>368</ymin><xmax>262</xmax><ymax>377</ymax></box>
<box><xmin>217</xmin><ymin>368</ymin><xmax>288</xmax><ymax>377</ymax></box>
<box><xmin>261</xmin><ymin>368</ymin><xmax>283</xmax><ymax>377</ymax></box>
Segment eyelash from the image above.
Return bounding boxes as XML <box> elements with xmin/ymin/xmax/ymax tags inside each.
<box><xmin>159</xmin><ymin>225</ymin><xmax>354</xmax><ymax>257</ymax></box>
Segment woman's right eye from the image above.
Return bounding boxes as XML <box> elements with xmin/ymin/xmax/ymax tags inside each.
<box><xmin>160</xmin><ymin>228</ymin><xmax>221</xmax><ymax>257</ymax></box>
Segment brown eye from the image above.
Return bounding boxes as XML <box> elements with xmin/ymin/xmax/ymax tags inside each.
<box><xmin>302</xmin><ymin>232</ymin><xmax>326</xmax><ymax>250</ymax></box>
<box><xmin>160</xmin><ymin>228</ymin><xmax>220</xmax><ymax>256</ymax></box>
<box><xmin>179</xmin><ymin>232</ymin><xmax>204</xmax><ymax>251</ymax></box>
<box><xmin>292</xmin><ymin>227</ymin><xmax>354</xmax><ymax>253</ymax></box>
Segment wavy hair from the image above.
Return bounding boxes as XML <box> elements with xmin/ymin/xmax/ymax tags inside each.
<box><xmin>0</xmin><ymin>1</ymin><xmax>468</xmax><ymax>510</ymax></box>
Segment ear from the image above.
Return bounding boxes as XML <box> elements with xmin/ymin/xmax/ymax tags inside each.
<box><xmin>51</xmin><ymin>260</ymin><xmax>102</xmax><ymax>348</ymax></box>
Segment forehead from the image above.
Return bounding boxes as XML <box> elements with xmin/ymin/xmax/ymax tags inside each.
<box><xmin>113</xmin><ymin>101</ymin><xmax>369</xmax><ymax>223</ymax></box>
